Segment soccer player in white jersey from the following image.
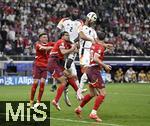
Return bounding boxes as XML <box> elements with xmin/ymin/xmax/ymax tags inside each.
<box><xmin>77</xmin><ymin>12</ymin><xmax>112</xmax><ymax>96</ymax></box>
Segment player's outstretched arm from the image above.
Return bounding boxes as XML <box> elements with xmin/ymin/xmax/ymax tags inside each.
<box><xmin>95</xmin><ymin>38</ymin><xmax>113</xmax><ymax>49</ymax></box>
<box><xmin>79</xmin><ymin>31</ymin><xmax>95</xmax><ymax>43</ymax></box>
<box><xmin>39</xmin><ymin>45</ymin><xmax>53</xmax><ymax>51</ymax></box>
<box><xmin>94</xmin><ymin>53</ymin><xmax>112</xmax><ymax>71</ymax></box>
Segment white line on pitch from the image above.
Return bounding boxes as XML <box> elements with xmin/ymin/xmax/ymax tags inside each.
<box><xmin>109</xmin><ymin>92</ymin><xmax>150</xmax><ymax>97</ymax></box>
<box><xmin>0</xmin><ymin>113</ymin><xmax>124</xmax><ymax>126</ymax></box>
<box><xmin>50</xmin><ymin>117</ymin><xmax>124</xmax><ymax>126</ymax></box>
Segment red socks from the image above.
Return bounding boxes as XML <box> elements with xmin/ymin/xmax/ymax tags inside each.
<box><xmin>38</xmin><ymin>82</ymin><xmax>45</xmax><ymax>103</ymax></box>
<box><xmin>93</xmin><ymin>95</ymin><xmax>105</xmax><ymax>110</ymax></box>
<box><xmin>55</xmin><ymin>84</ymin><xmax>66</xmax><ymax>102</ymax></box>
<box><xmin>67</xmin><ymin>77</ymin><xmax>78</xmax><ymax>91</ymax></box>
<box><xmin>30</xmin><ymin>82</ymin><xmax>38</xmax><ymax>101</ymax></box>
<box><xmin>80</xmin><ymin>94</ymin><xmax>93</xmax><ymax>107</ymax></box>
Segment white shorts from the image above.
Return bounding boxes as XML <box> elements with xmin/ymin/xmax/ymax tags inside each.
<box><xmin>68</xmin><ymin>52</ymin><xmax>77</xmax><ymax>60</ymax></box>
<box><xmin>68</xmin><ymin>62</ymin><xmax>77</xmax><ymax>76</ymax></box>
<box><xmin>65</xmin><ymin>53</ymin><xmax>77</xmax><ymax>76</ymax></box>
<box><xmin>80</xmin><ymin>48</ymin><xmax>90</xmax><ymax>66</ymax></box>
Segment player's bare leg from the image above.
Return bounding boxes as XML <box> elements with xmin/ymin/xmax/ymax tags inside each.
<box><xmin>79</xmin><ymin>66</ymin><xmax>88</xmax><ymax>92</ymax></box>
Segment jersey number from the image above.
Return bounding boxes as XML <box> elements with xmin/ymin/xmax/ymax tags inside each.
<box><xmin>70</xmin><ymin>27</ymin><xmax>73</xmax><ymax>32</ymax></box>
<box><xmin>89</xmin><ymin>30</ymin><xmax>91</xmax><ymax>35</ymax></box>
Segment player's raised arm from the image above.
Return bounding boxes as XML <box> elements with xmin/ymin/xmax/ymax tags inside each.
<box><xmin>96</xmin><ymin>32</ymin><xmax>113</xmax><ymax>49</ymax></box>
<box><xmin>57</xmin><ymin>18</ymin><xmax>69</xmax><ymax>30</ymax></box>
<box><xmin>79</xmin><ymin>31</ymin><xmax>95</xmax><ymax>43</ymax></box>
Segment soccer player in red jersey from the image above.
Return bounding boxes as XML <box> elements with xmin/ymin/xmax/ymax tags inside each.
<box><xmin>48</xmin><ymin>31</ymin><xmax>81</xmax><ymax>110</ymax></box>
<box><xmin>75</xmin><ymin>33</ymin><xmax>112</xmax><ymax>122</ymax></box>
<box><xmin>30</xmin><ymin>33</ymin><xmax>54</xmax><ymax>108</ymax></box>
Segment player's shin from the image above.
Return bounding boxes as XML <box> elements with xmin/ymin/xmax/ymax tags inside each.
<box><xmin>67</xmin><ymin>77</ymin><xmax>78</xmax><ymax>91</ymax></box>
<box><xmin>80</xmin><ymin>73</ymin><xmax>88</xmax><ymax>89</ymax></box>
<box><xmin>80</xmin><ymin>94</ymin><xmax>93</xmax><ymax>108</ymax></box>
<box><xmin>92</xmin><ymin>95</ymin><xmax>105</xmax><ymax>112</ymax></box>
<box><xmin>30</xmin><ymin>82</ymin><xmax>38</xmax><ymax>102</ymax></box>
<box><xmin>37</xmin><ymin>81</ymin><xmax>45</xmax><ymax>103</ymax></box>
<box><xmin>54</xmin><ymin>83</ymin><xmax>66</xmax><ymax>103</ymax></box>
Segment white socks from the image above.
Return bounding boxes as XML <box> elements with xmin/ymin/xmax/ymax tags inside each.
<box><xmin>79</xmin><ymin>73</ymin><xmax>88</xmax><ymax>89</ymax></box>
<box><xmin>91</xmin><ymin>109</ymin><xmax>97</xmax><ymax>115</ymax></box>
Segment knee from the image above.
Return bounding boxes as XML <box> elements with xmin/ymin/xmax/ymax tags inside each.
<box><xmin>90</xmin><ymin>94</ymin><xmax>95</xmax><ymax>97</ymax></box>
<box><xmin>101</xmin><ymin>90</ymin><xmax>106</xmax><ymax>97</ymax></box>
<box><xmin>40</xmin><ymin>87</ymin><xmax>44</xmax><ymax>92</ymax></box>
<box><xmin>58</xmin><ymin>76</ymin><xmax>67</xmax><ymax>85</ymax></box>
<box><xmin>33</xmin><ymin>79</ymin><xmax>38</xmax><ymax>84</ymax></box>
<box><xmin>90</xmin><ymin>92</ymin><xmax>95</xmax><ymax>97</ymax></box>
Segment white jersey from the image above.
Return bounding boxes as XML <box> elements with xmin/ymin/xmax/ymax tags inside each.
<box><xmin>57</xmin><ymin>18</ymin><xmax>83</xmax><ymax>76</ymax></box>
<box><xmin>57</xmin><ymin>18</ymin><xmax>83</xmax><ymax>43</ymax></box>
<box><xmin>79</xmin><ymin>25</ymin><xmax>97</xmax><ymax>66</ymax></box>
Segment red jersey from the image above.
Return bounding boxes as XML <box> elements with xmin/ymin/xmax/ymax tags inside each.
<box><xmin>90</xmin><ymin>43</ymin><xmax>105</xmax><ymax>67</ymax></box>
<box><xmin>50</xmin><ymin>39</ymin><xmax>71</xmax><ymax>60</ymax></box>
<box><xmin>35</xmin><ymin>41</ymin><xmax>54</xmax><ymax>67</ymax></box>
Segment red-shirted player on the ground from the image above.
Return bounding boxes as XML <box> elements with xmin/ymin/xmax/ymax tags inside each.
<box><xmin>48</xmin><ymin>31</ymin><xmax>82</xmax><ymax>111</ymax></box>
<box><xmin>75</xmin><ymin>32</ymin><xmax>112</xmax><ymax>122</ymax></box>
<box><xmin>30</xmin><ymin>33</ymin><xmax>54</xmax><ymax>108</ymax></box>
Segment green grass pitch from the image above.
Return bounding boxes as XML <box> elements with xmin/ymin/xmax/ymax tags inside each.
<box><xmin>0</xmin><ymin>83</ymin><xmax>150</xmax><ymax>126</ymax></box>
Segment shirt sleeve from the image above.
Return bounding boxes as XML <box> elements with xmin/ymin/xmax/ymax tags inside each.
<box><xmin>94</xmin><ymin>46</ymin><xmax>101</xmax><ymax>57</ymax></box>
<box><xmin>35</xmin><ymin>43</ymin><xmax>41</xmax><ymax>50</ymax></box>
<box><xmin>57</xmin><ymin>18</ymin><xmax>69</xmax><ymax>30</ymax></box>
<box><xmin>57</xmin><ymin>19</ymin><xmax>64</xmax><ymax>30</ymax></box>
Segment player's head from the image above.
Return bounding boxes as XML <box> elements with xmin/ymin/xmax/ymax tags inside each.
<box><xmin>86</xmin><ymin>12</ymin><xmax>97</xmax><ymax>25</ymax></box>
<box><xmin>60</xmin><ymin>31</ymin><xmax>70</xmax><ymax>41</ymax></box>
<box><xmin>39</xmin><ymin>33</ymin><xmax>48</xmax><ymax>43</ymax></box>
<box><xmin>97</xmin><ymin>32</ymin><xmax>106</xmax><ymax>41</ymax></box>
<box><xmin>69</xmin><ymin>4</ymin><xmax>79</xmax><ymax>20</ymax></box>
<box><xmin>72</xmin><ymin>8</ymin><xmax>79</xmax><ymax>20</ymax></box>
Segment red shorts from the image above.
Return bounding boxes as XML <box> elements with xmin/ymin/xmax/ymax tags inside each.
<box><xmin>47</xmin><ymin>56</ymin><xmax>65</xmax><ymax>79</ymax></box>
<box><xmin>87</xmin><ymin>66</ymin><xmax>105</xmax><ymax>89</ymax></box>
<box><xmin>32</xmin><ymin>63</ymin><xmax>47</xmax><ymax>79</ymax></box>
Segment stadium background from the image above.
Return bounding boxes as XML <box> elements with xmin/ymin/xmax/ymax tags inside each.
<box><xmin>0</xmin><ymin>0</ymin><xmax>150</xmax><ymax>126</ymax></box>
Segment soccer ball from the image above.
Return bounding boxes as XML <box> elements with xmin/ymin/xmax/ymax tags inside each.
<box><xmin>87</xmin><ymin>12</ymin><xmax>97</xmax><ymax>22</ymax></box>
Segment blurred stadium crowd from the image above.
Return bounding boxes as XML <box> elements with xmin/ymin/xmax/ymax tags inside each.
<box><xmin>106</xmin><ymin>67</ymin><xmax>150</xmax><ymax>83</ymax></box>
<box><xmin>0</xmin><ymin>0</ymin><xmax>149</xmax><ymax>56</ymax></box>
